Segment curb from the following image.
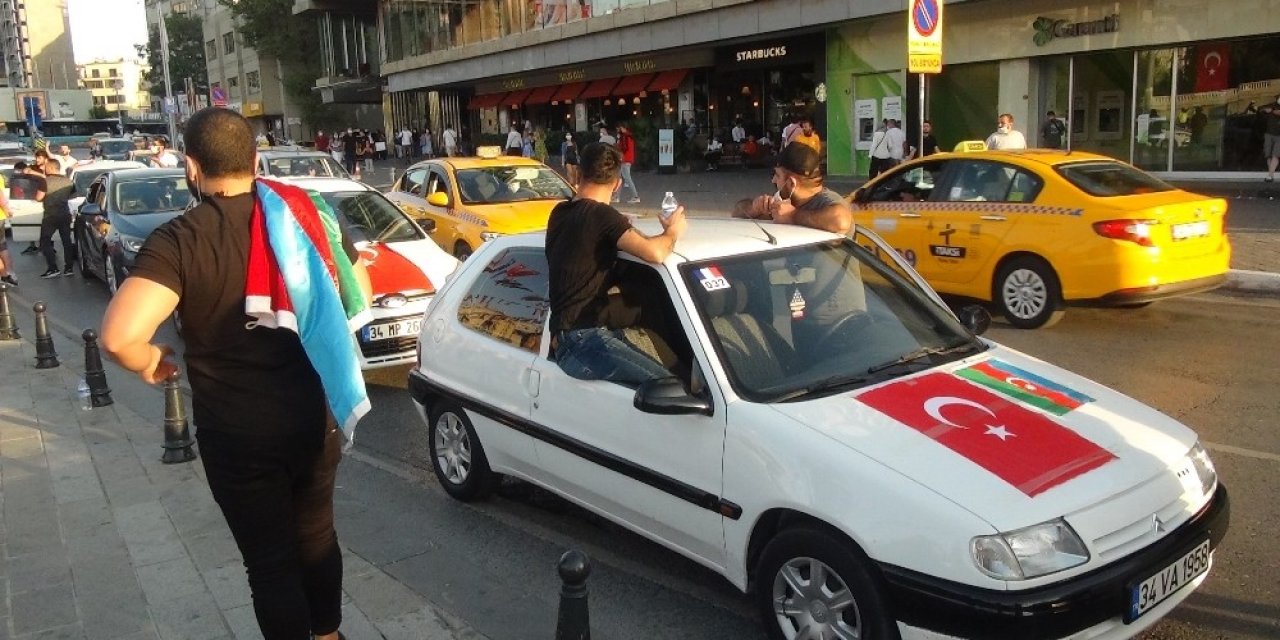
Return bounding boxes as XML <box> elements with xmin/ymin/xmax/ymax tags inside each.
<box><xmin>1223</xmin><ymin>269</ymin><xmax>1280</xmax><ymax>296</ymax></box>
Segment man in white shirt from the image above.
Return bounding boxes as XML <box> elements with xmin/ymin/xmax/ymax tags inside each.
<box><xmin>731</xmin><ymin>120</ymin><xmax>746</xmax><ymax>143</ymax></box>
<box><xmin>150</xmin><ymin>138</ymin><xmax>180</xmax><ymax>168</ymax></box>
<box><xmin>985</xmin><ymin>113</ymin><xmax>1028</xmax><ymax>150</ymax></box>
<box><xmin>505</xmin><ymin>125</ymin><xmax>524</xmax><ymax>156</ymax></box>
<box><xmin>597</xmin><ymin>126</ymin><xmax>616</xmax><ymax>146</ymax></box>
<box><xmin>398</xmin><ymin>127</ymin><xmax>413</xmax><ymax>159</ymax></box>
<box><xmin>886</xmin><ymin>119</ymin><xmax>906</xmax><ymax>164</ymax></box>
<box><xmin>53</xmin><ymin>145</ymin><xmax>76</xmax><ymax>172</ymax></box>
<box><xmin>442</xmin><ymin>125</ymin><xmax>458</xmax><ymax>157</ymax></box>
<box><xmin>868</xmin><ymin>120</ymin><xmax>892</xmax><ymax>179</ymax></box>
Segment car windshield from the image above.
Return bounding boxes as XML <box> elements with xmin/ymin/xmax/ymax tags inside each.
<box><xmin>1056</xmin><ymin>161</ymin><xmax>1174</xmax><ymax>197</ymax></box>
<box><xmin>264</xmin><ymin>155</ymin><xmax>348</xmax><ymax>178</ymax></box>
<box><xmin>113</xmin><ymin>176</ymin><xmax>192</xmax><ymax>215</ymax></box>
<box><xmin>318</xmin><ymin>191</ymin><xmax>425</xmax><ymax>244</ymax></box>
<box><xmin>685</xmin><ymin>238</ymin><xmax>984</xmax><ymax>402</ymax></box>
<box><xmin>455</xmin><ymin>165</ymin><xmax>573</xmax><ymax>205</ymax></box>
<box><xmin>100</xmin><ymin>140</ymin><xmax>134</xmax><ymax>155</ymax></box>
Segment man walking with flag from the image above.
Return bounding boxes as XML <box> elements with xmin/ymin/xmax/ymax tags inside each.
<box><xmin>100</xmin><ymin>107</ymin><xmax>372</xmax><ymax>640</ymax></box>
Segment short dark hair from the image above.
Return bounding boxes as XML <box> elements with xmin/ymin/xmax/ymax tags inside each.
<box><xmin>183</xmin><ymin>107</ymin><xmax>256</xmax><ymax>178</ymax></box>
<box><xmin>1047</xmin><ymin>110</ymin><xmax>1057</xmax><ymax>117</ymax></box>
<box><xmin>578</xmin><ymin>142</ymin><xmax>621</xmax><ymax>185</ymax></box>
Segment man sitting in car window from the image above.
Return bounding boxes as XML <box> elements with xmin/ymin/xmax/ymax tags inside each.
<box><xmin>545</xmin><ymin>142</ymin><xmax>687</xmax><ymax>386</ymax></box>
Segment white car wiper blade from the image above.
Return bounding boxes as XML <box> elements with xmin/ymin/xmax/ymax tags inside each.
<box><xmin>866</xmin><ymin>342</ymin><xmax>982</xmax><ymax>374</ymax></box>
<box><xmin>770</xmin><ymin>373</ymin><xmax>873</xmax><ymax>403</ymax></box>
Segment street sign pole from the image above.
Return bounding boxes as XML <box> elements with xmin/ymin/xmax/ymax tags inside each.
<box><xmin>907</xmin><ymin>0</ymin><xmax>943</xmax><ymax>156</ymax></box>
<box><xmin>155</xmin><ymin>1</ymin><xmax>178</xmax><ymax>144</ymax></box>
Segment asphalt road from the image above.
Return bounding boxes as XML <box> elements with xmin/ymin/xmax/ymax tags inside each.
<box><xmin>9</xmin><ymin>253</ymin><xmax>1278</xmax><ymax>640</ymax></box>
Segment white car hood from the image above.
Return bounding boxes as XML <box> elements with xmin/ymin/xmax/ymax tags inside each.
<box><xmin>764</xmin><ymin>345</ymin><xmax>1199</xmax><ymax>532</ymax></box>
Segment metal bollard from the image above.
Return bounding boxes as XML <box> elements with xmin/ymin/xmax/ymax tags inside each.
<box><xmin>161</xmin><ymin>371</ymin><xmax>197</xmax><ymax>464</ymax></box>
<box><xmin>0</xmin><ymin>283</ymin><xmax>18</xmax><ymax>340</ymax></box>
<box><xmin>81</xmin><ymin>329</ymin><xmax>114</xmax><ymax>408</ymax></box>
<box><xmin>555</xmin><ymin>549</ymin><xmax>592</xmax><ymax>640</ymax></box>
<box><xmin>33</xmin><ymin>301</ymin><xmax>59</xmax><ymax>368</ymax></box>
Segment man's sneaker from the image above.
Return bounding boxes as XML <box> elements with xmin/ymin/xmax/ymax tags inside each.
<box><xmin>40</xmin><ymin>269</ymin><xmax>60</xmax><ymax>279</ymax></box>
<box><xmin>61</xmin><ymin>267</ymin><xmax>75</xmax><ymax>277</ymax></box>
<box><xmin>0</xmin><ymin>275</ymin><xmax>17</xmax><ymax>287</ymax></box>
<box><xmin>20</xmin><ymin>245</ymin><xmax>39</xmax><ymax>255</ymax></box>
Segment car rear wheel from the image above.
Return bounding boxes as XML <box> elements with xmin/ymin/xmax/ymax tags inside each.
<box><xmin>995</xmin><ymin>256</ymin><xmax>1064</xmax><ymax>330</ymax></box>
<box><xmin>453</xmin><ymin>241</ymin><xmax>473</xmax><ymax>261</ymax></box>
<box><xmin>429</xmin><ymin>401</ymin><xmax>497</xmax><ymax>501</ymax></box>
<box><xmin>104</xmin><ymin>251</ymin><xmax>121</xmax><ymax>295</ymax></box>
<box><xmin>756</xmin><ymin>526</ymin><xmax>896</xmax><ymax>640</ymax></box>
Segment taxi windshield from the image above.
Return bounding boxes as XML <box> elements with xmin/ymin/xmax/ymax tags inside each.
<box><xmin>319</xmin><ymin>191</ymin><xmax>426</xmax><ymax>244</ymax></box>
<box><xmin>685</xmin><ymin>239</ymin><xmax>984</xmax><ymax>403</ymax></box>
<box><xmin>455</xmin><ymin>165</ymin><xmax>573</xmax><ymax>205</ymax></box>
<box><xmin>1056</xmin><ymin>161</ymin><xmax>1174</xmax><ymax>197</ymax></box>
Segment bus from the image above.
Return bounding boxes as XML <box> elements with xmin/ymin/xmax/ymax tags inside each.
<box><xmin>2</xmin><ymin>119</ymin><xmax>121</xmax><ymax>148</ymax></box>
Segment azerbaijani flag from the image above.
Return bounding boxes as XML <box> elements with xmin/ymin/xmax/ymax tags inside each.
<box><xmin>957</xmin><ymin>359</ymin><xmax>1094</xmax><ymax>416</ymax></box>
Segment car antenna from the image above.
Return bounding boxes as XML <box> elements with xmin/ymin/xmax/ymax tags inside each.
<box><xmin>753</xmin><ymin>221</ymin><xmax>778</xmax><ymax>245</ymax></box>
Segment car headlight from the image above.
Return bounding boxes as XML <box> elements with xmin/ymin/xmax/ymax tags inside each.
<box><xmin>479</xmin><ymin>231</ymin><xmax>502</xmax><ymax>242</ymax></box>
<box><xmin>119</xmin><ymin>234</ymin><xmax>146</xmax><ymax>253</ymax></box>
<box><xmin>971</xmin><ymin>518</ymin><xmax>1090</xmax><ymax>580</ymax></box>
<box><xmin>1188</xmin><ymin>442</ymin><xmax>1217</xmax><ymax>496</ymax></box>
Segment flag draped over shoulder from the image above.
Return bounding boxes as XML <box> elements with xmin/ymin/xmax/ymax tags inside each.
<box><xmin>244</xmin><ymin>178</ymin><xmax>373</xmax><ymax>440</ymax></box>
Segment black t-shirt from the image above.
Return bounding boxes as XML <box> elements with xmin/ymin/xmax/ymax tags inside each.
<box><xmin>130</xmin><ymin>192</ymin><xmax>358</xmax><ymax>441</ymax></box>
<box><xmin>546</xmin><ymin>198</ymin><xmax>632</xmax><ymax>335</ymax></box>
<box><xmin>42</xmin><ymin>175</ymin><xmax>73</xmax><ymax>218</ymax></box>
<box><xmin>1265</xmin><ymin>103</ymin><xmax>1280</xmax><ymax>136</ymax></box>
<box><xmin>9</xmin><ymin>173</ymin><xmax>45</xmax><ymax>199</ymax></box>
<box><xmin>922</xmin><ymin>134</ymin><xmax>939</xmax><ymax>156</ymax></box>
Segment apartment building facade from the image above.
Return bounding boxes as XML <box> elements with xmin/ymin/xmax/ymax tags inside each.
<box><xmin>79</xmin><ymin>58</ymin><xmax>151</xmax><ymax>118</ymax></box>
<box><xmin>1</xmin><ymin>0</ymin><xmax>77</xmax><ymax>89</ymax></box>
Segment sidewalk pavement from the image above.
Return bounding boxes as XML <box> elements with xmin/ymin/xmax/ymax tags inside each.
<box><xmin>0</xmin><ymin>298</ymin><xmax>487</xmax><ymax>640</ymax></box>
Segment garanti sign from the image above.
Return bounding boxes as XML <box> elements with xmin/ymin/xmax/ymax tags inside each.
<box><xmin>1032</xmin><ymin>14</ymin><xmax>1120</xmax><ymax>46</ymax></box>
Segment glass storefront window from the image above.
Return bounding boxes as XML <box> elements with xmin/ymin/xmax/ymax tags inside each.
<box><xmin>1069</xmin><ymin>51</ymin><xmax>1132</xmax><ymax>160</ymax></box>
<box><xmin>1133</xmin><ymin>48</ymin><xmax>1176</xmax><ymax>171</ymax></box>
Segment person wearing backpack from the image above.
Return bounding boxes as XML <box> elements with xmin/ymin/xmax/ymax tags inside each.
<box><xmin>1041</xmin><ymin>111</ymin><xmax>1067</xmax><ymax>149</ymax></box>
<box><xmin>613</xmin><ymin>124</ymin><xmax>640</xmax><ymax>204</ymax></box>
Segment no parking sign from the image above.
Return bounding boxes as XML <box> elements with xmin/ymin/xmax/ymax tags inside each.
<box><xmin>908</xmin><ymin>0</ymin><xmax>944</xmax><ymax>74</ymax></box>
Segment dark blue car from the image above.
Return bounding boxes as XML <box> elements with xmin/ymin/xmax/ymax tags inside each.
<box><xmin>74</xmin><ymin>168</ymin><xmax>192</xmax><ymax>294</ymax></box>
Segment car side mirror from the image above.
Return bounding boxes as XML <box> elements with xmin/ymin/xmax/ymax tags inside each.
<box><xmin>634</xmin><ymin>377</ymin><xmax>713</xmax><ymax>416</ymax></box>
<box><xmin>427</xmin><ymin>191</ymin><xmax>450</xmax><ymax>207</ymax></box>
<box><xmin>958</xmin><ymin>304</ymin><xmax>992</xmax><ymax>336</ymax></box>
<box><xmin>79</xmin><ymin>202</ymin><xmax>103</xmax><ymax>217</ymax></box>
<box><xmin>417</xmin><ymin>217</ymin><xmax>436</xmax><ymax>233</ymax></box>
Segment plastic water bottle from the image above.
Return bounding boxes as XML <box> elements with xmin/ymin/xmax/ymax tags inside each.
<box><xmin>660</xmin><ymin>192</ymin><xmax>678</xmax><ymax>219</ymax></box>
<box><xmin>77</xmin><ymin>378</ymin><xmax>92</xmax><ymax>411</ymax></box>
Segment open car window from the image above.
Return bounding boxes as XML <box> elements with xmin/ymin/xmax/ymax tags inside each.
<box><xmin>867</xmin><ymin>161</ymin><xmax>949</xmax><ymax>202</ymax></box>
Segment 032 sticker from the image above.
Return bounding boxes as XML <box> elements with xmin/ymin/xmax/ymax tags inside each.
<box><xmin>697</xmin><ymin>266</ymin><xmax>731</xmax><ymax>291</ymax></box>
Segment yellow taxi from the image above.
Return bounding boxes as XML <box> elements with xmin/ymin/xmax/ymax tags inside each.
<box><xmin>850</xmin><ymin>148</ymin><xmax>1231</xmax><ymax>328</ymax></box>
<box><xmin>385</xmin><ymin>147</ymin><xmax>574</xmax><ymax>260</ymax></box>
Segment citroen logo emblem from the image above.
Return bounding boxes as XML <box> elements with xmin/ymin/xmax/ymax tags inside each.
<box><xmin>1151</xmin><ymin>515</ymin><xmax>1166</xmax><ymax>535</ymax></box>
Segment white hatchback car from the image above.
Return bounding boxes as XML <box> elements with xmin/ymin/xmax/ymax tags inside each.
<box><xmin>407</xmin><ymin>219</ymin><xmax>1229</xmax><ymax>640</ymax></box>
<box><xmin>272</xmin><ymin>177</ymin><xmax>459</xmax><ymax>369</ymax></box>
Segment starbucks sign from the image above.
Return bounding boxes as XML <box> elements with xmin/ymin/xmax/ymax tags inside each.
<box><xmin>1032</xmin><ymin>14</ymin><xmax>1120</xmax><ymax>46</ymax></box>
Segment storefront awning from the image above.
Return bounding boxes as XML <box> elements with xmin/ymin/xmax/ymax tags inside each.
<box><xmin>611</xmin><ymin>73</ymin><xmax>654</xmax><ymax>96</ymax></box>
<box><xmin>646</xmin><ymin>69</ymin><xmax>689</xmax><ymax>93</ymax></box>
<box><xmin>578</xmin><ymin>78</ymin><xmax>619</xmax><ymax>100</ymax></box>
<box><xmin>524</xmin><ymin>85</ymin><xmax>558</xmax><ymax>105</ymax></box>
<box><xmin>501</xmin><ymin>88</ymin><xmax>533</xmax><ymax>107</ymax></box>
<box><xmin>467</xmin><ymin>93</ymin><xmax>508</xmax><ymax>109</ymax></box>
<box><xmin>550</xmin><ymin>82</ymin><xmax>587</xmax><ymax>103</ymax></box>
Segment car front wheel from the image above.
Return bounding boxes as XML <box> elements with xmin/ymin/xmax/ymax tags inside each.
<box><xmin>78</xmin><ymin>233</ymin><xmax>94</xmax><ymax>278</ymax></box>
<box><xmin>756</xmin><ymin>526</ymin><xmax>896</xmax><ymax>640</ymax></box>
<box><xmin>995</xmin><ymin>256</ymin><xmax>1064</xmax><ymax>330</ymax></box>
<box><xmin>104</xmin><ymin>251</ymin><xmax>122</xmax><ymax>295</ymax></box>
<box><xmin>428</xmin><ymin>401</ymin><xmax>497</xmax><ymax>501</ymax></box>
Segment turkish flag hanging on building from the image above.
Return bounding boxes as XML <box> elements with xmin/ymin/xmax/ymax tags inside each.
<box><xmin>856</xmin><ymin>372</ymin><xmax>1116</xmax><ymax>496</ymax></box>
<box><xmin>1193</xmin><ymin>43</ymin><xmax>1231</xmax><ymax>93</ymax></box>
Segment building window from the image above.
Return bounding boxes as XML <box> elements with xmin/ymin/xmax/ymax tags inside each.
<box><xmin>92</xmin><ymin>96</ymin><xmax>105</xmax><ymax>106</ymax></box>
<box><xmin>108</xmin><ymin>68</ymin><xmax>118</xmax><ymax>78</ymax></box>
<box><xmin>246</xmin><ymin>70</ymin><xmax>260</xmax><ymax>93</ymax></box>
<box><xmin>91</xmin><ymin>68</ymin><xmax>99</xmax><ymax>78</ymax></box>
<box><xmin>206</xmin><ymin>39</ymin><xmax>217</xmax><ymax>59</ymax></box>
<box><xmin>223</xmin><ymin>32</ymin><xmax>235</xmax><ymax>54</ymax></box>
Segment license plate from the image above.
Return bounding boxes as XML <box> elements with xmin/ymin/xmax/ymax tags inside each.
<box><xmin>1126</xmin><ymin>539</ymin><xmax>1211</xmax><ymax>623</ymax></box>
<box><xmin>361</xmin><ymin>317</ymin><xmax>422</xmax><ymax>342</ymax></box>
<box><xmin>1171</xmin><ymin>221</ymin><xmax>1210</xmax><ymax>241</ymax></box>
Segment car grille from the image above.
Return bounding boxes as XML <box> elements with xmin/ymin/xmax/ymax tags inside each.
<box><xmin>360</xmin><ymin>335</ymin><xmax>417</xmax><ymax>359</ymax></box>
<box><xmin>1090</xmin><ymin>493</ymin><xmax>1194</xmax><ymax>561</ymax></box>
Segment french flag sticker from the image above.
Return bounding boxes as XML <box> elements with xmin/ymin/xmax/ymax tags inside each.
<box><xmin>697</xmin><ymin>266</ymin><xmax>730</xmax><ymax>291</ymax></box>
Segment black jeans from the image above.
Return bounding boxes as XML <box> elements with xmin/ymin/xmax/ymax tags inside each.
<box><xmin>197</xmin><ymin>424</ymin><xmax>344</xmax><ymax>639</ymax></box>
<box><xmin>39</xmin><ymin>214</ymin><xmax>75</xmax><ymax>271</ymax></box>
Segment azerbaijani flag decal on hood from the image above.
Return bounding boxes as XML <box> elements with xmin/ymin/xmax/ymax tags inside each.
<box><xmin>956</xmin><ymin>359</ymin><xmax>1094</xmax><ymax>416</ymax></box>
<box><xmin>856</xmin><ymin>372</ymin><xmax>1115</xmax><ymax>496</ymax></box>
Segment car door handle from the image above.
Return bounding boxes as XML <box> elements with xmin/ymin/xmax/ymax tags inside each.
<box><xmin>899</xmin><ymin>212</ymin><xmax>921</xmax><ymax>218</ymax></box>
<box><xmin>980</xmin><ymin>215</ymin><xmax>1007</xmax><ymax>221</ymax></box>
<box><xmin>523</xmin><ymin>368</ymin><xmax>541</xmax><ymax>398</ymax></box>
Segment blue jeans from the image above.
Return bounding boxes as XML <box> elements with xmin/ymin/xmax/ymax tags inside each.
<box><xmin>556</xmin><ymin>327</ymin><xmax>669</xmax><ymax>386</ymax></box>
<box><xmin>616</xmin><ymin>163</ymin><xmax>639</xmax><ymax>201</ymax></box>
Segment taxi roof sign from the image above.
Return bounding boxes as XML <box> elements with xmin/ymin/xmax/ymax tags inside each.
<box><xmin>475</xmin><ymin>145</ymin><xmax>503</xmax><ymax>159</ymax></box>
<box><xmin>953</xmin><ymin>140</ymin><xmax>987</xmax><ymax>153</ymax></box>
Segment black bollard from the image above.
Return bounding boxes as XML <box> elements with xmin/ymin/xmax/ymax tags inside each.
<box><xmin>33</xmin><ymin>301</ymin><xmax>59</xmax><ymax>368</ymax></box>
<box><xmin>0</xmin><ymin>283</ymin><xmax>18</xmax><ymax>340</ymax></box>
<box><xmin>81</xmin><ymin>329</ymin><xmax>114</xmax><ymax>408</ymax></box>
<box><xmin>555</xmin><ymin>550</ymin><xmax>591</xmax><ymax>640</ymax></box>
<box><xmin>161</xmin><ymin>371</ymin><xmax>197</xmax><ymax>464</ymax></box>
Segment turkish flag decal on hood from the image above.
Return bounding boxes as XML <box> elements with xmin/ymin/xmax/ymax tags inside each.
<box><xmin>856</xmin><ymin>372</ymin><xmax>1116</xmax><ymax>497</ymax></box>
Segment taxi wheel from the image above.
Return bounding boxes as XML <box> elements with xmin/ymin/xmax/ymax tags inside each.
<box><xmin>756</xmin><ymin>526</ymin><xmax>896</xmax><ymax>640</ymax></box>
<box><xmin>995</xmin><ymin>256</ymin><xmax>1065</xmax><ymax>330</ymax></box>
<box><xmin>453</xmin><ymin>242</ymin><xmax>473</xmax><ymax>261</ymax></box>
<box><xmin>428</xmin><ymin>401</ymin><xmax>498</xmax><ymax>501</ymax></box>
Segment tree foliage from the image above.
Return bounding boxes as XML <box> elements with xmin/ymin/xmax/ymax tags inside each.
<box><xmin>218</xmin><ymin>0</ymin><xmax>333</xmax><ymax>128</ymax></box>
<box><xmin>89</xmin><ymin>105</ymin><xmax>111</xmax><ymax>120</ymax></box>
<box><xmin>146</xmin><ymin>13</ymin><xmax>208</xmax><ymax>99</ymax></box>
